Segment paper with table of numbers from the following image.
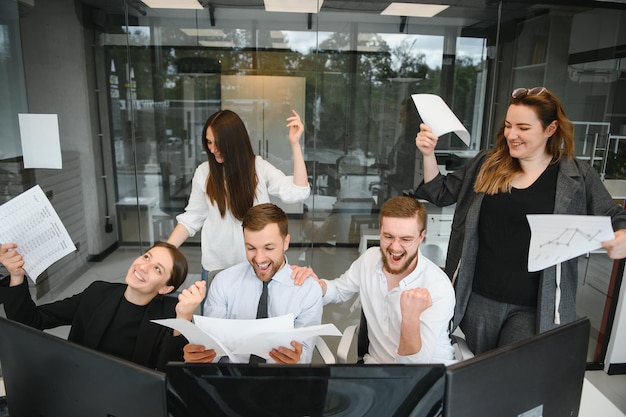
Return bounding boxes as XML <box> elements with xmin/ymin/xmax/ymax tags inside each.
<box><xmin>0</xmin><ymin>185</ymin><xmax>76</xmax><ymax>282</ymax></box>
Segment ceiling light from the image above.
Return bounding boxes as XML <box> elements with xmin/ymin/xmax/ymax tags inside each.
<box><xmin>270</xmin><ymin>30</ymin><xmax>285</xmax><ymax>39</ymax></box>
<box><xmin>142</xmin><ymin>0</ymin><xmax>203</xmax><ymax>10</ymax></box>
<box><xmin>381</xmin><ymin>3</ymin><xmax>449</xmax><ymax>18</ymax></box>
<box><xmin>180</xmin><ymin>28</ymin><xmax>225</xmax><ymax>37</ymax></box>
<box><xmin>264</xmin><ymin>0</ymin><xmax>323</xmax><ymax>13</ymax></box>
<box><xmin>199</xmin><ymin>40</ymin><xmax>235</xmax><ymax>47</ymax></box>
<box><xmin>359</xmin><ymin>45</ymin><xmax>381</xmax><ymax>52</ymax></box>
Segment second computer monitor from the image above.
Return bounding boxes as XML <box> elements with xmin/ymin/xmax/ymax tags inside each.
<box><xmin>444</xmin><ymin>317</ymin><xmax>590</xmax><ymax>417</ymax></box>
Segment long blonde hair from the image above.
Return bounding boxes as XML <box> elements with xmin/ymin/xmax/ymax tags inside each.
<box><xmin>474</xmin><ymin>88</ymin><xmax>574</xmax><ymax>194</ymax></box>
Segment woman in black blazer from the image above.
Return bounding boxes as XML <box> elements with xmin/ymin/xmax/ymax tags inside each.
<box><xmin>0</xmin><ymin>241</ymin><xmax>205</xmax><ymax>371</ymax></box>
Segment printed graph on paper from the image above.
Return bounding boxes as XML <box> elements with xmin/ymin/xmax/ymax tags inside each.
<box><xmin>527</xmin><ymin>215</ymin><xmax>614</xmax><ymax>272</ymax></box>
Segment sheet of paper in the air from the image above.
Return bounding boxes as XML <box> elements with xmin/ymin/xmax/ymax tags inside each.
<box><xmin>0</xmin><ymin>185</ymin><xmax>76</xmax><ymax>282</ymax></box>
<box><xmin>18</xmin><ymin>113</ymin><xmax>62</xmax><ymax>169</ymax></box>
<box><xmin>411</xmin><ymin>94</ymin><xmax>470</xmax><ymax>146</ymax></box>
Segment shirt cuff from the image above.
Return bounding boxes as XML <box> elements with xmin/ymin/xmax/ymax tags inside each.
<box><xmin>321</xmin><ymin>279</ymin><xmax>336</xmax><ymax>305</ymax></box>
<box><xmin>395</xmin><ymin>350</ymin><xmax>429</xmax><ymax>364</ymax></box>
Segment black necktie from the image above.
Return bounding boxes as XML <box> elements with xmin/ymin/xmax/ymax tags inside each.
<box><xmin>250</xmin><ymin>280</ymin><xmax>270</xmax><ymax>364</ymax></box>
<box><xmin>256</xmin><ymin>280</ymin><xmax>270</xmax><ymax>319</ymax></box>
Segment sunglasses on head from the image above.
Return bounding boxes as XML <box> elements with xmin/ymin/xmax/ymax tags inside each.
<box><xmin>511</xmin><ymin>87</ymin><xmax>547</xmax><ymax>99</ymax></box>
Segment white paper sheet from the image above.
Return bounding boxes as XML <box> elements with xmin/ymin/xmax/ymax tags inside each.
<box><xmin>411</xmin><ymin>94</ymin><xmax>471</xmax><ymax>146</ymax></box>
<box><xmin>527</xmin><ymin>214</ymin><xmax>614</xmax><ymax>272</ymax></box>
<box><xmin>194</xmin><ymin>314</ymin><xmax>295</xmax><ymax>350</ymax></box>
<box><xmin>152</xmin><ymin>314</ymin><xmax>342</xmax><ymax>362</ymax></box>
<box><xmin>151</xmin><ymin>318</ymin><xmax>237</xmax><ymax>362</ymax></box>
<box><xmin>0</xmin><ymin>185</ymin><xmax>76</xmax><ymax>282</ymax></box>
<box><xmin>234</xmin><ymin>324</ymin><xmax>342</xmax><ymax>359</ymax></box>
<box><xmin>18</xmin><ymin>113</ymin><xmax>63</xmax><ymax>169</ymax></box>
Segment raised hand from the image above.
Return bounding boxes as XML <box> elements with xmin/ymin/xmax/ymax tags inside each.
<box><xmin>176</xmin><ymin>280</ymin><xmax>206</xmax><ymax>321</ymax></box>
<box><xmin>0</xmin><ymin>243</ymin><xmax>26</xmax><ymax>286</ymax></box>
<box><xmin>287</xmin><ymin>109</ymin><xmax>305</xmax><ymax>145</ymax></box>
<box><xmin>415</xmin><ymin>123</ymin><xmax>439</xmax><ymax>157</ymax></box>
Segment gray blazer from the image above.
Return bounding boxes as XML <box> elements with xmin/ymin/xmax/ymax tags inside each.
<box><xmin>415</xmin><ymin>151</ymin><xmax>626</xmax><ymax>332</ymax></box>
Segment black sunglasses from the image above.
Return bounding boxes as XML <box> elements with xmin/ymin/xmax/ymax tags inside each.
<box><xmin>511</xmin><ymin>87</ymin><xmax>547</xmax><ymax>99</ymax></box>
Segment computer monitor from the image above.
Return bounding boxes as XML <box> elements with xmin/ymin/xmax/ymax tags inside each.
<box><xmin>0</xmin><ymin>317</ymin><xmax>168</xmax><ymax>417</ymax></box>
<box><xmin>166</xmin><ymin>362</ymin><xmax>446</xmax><ymax>417</ymax></box>
<box><xmin>444</xmin><ymin>317</ymin><xmax>590</xmax><ymax>417</ymax></box>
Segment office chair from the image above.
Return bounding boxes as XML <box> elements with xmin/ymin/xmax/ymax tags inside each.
<box><xmin>314</xmin><ymin>337</ymin><xmax>336</xmax><ymax>364</ymax></box>
<box><xmin>421</xmin><ymin>244</ymin><xmax>445</xmax><ymax>268</ymax></box>
<box><xmin>336</xmin><ymin>310</ymin><xmax>474</xmax><ymax>363</ymax></box>
<box><xmin>336</xmin><ymin>310</ymin><xmax>369</xmax><ymax>364</ymax></box>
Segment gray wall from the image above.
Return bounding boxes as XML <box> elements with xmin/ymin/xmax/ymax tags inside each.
<box><xmin>19</xmin><ymin>0</ymin><xmax>118</xmax><ymax>257</ymax></box>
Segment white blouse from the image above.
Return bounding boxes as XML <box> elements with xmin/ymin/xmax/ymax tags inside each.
<box><xmin>176</xmin><ymin>156</ymin><xmax>310</xmax><ymax>271</ymax></box>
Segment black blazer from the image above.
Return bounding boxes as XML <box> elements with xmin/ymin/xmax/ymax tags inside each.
<box><xmin>0</xmin><ymin>278</ymin><xmax>185</xmax><ymax>371</ymax></box>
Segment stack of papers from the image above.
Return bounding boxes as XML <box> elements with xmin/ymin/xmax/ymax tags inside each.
<box><xmin>153</xmin><ymin>314</ymin><xmax>341</xmax><ymax>362</ymax></box>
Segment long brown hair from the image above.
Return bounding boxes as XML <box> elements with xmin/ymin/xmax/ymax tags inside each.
<box><xmin>474</xmin><ymin>88</ymin><xmax>574</xmax><ymax>194</ymax></box>
<box><xmin>201</xmin><ymin>110</ymin><xmax>258</xmax><ymax>220</ymax></box>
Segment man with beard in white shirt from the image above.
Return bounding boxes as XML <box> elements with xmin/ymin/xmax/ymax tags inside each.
<box><xmin>294</xmin><ymin>196</ymin><xmax>455</xmax><ymax>364</ymax></box>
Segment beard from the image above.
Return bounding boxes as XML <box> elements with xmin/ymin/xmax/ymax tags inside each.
<box><xmin>380</xmin><ymin>247</ymin><xmax>418</xmax><ymax>275</ymax></box>
<box><xmin>251</xmin><ymin>258</ymin><xmax>284</xmax><ymax>281</ymax></box>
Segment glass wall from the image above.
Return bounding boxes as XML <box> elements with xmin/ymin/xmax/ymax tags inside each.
<box><xmin>102</xmin><ymin>3</ymin><xmax>490</xmax><ymax>249</ymax></box>
<box><xmin>1</xmin><ymin>0</ymin><xmax>625</xmax><ymax>366</ymax></box>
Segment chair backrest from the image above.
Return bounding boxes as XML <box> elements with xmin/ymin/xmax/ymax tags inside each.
<box><xmin>356</xmin><ymin>309</ymin><xmax>369</xmax><ymax>363</ymax></box>
<box><xmin>314</xmin><ymin>337</ymin><xmax>336</xmax><ymax>364</ymax></box>
<box><xmin>421</xmin><ymin>244</ymin><xmax>445</xmax><ymax>267</ymax></box>
<box><xmin>206</xmin><ymin>269</ymin><xmax>224</xmax><ymax>288</ymax></box>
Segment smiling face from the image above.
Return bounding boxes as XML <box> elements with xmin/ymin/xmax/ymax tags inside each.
<box><xmin>206</xmin><ymin>127</ymin><xmax>224</xmax><ymax>163</ymax></box>
<box><xmin>244</xmin><ymin>222</ymin><xmax>290</xmax><ymax>282</ymax></box>
<box><xmin>504</xmin><ymin>104</ymin><xmax>557</xmax><ymax>162</ymax></box>
<box><xmin>379</xmin><ymin>216</ymin><xmax>425</xmax><ymax>276</ymax></box>
<box><xmin>124</xmin><ymin>246</ymin><xmax>175</xmax><ymax>298</ymax></box>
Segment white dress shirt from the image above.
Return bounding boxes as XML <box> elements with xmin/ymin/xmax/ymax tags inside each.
<box><xmin>323</xmin><ymin>247</ymin><xmax>455</xmax><ymax>364</ymax></box>
<box><xmin>175</xmin><ymin>156</ymin><xmax>310</xmax><ymax>271</ymax></box>
<box><xmin>204</xmin><ymin>260</ymin><xmax>323</xmax><ymax>363</ymax></box>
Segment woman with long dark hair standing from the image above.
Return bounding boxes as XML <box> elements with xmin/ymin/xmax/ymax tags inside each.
<box><xmin>167</xmin><ymin>109</ymin><xmax>310</xmax><ymax>305</ymax></box>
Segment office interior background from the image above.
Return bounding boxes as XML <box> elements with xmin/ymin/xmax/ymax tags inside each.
<box><xmin>1</xmin><ymin>0</ymin><xmax>626</xmax><ymax>408</ymax></box>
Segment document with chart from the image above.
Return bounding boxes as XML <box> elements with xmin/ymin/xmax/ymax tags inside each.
<box><xmin>527</xmin><ymin>215</ymin><xmax>614</xmax><ymax>272</ymax></box>
<box><xmin>0</xmin><ymin>185</ymin><xmax>76</xmax><ymax>282</ymax></box>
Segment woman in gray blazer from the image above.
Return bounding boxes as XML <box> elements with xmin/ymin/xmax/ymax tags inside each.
<box><xmin>414</xmin><ymin>87</ymin><xmax>626</xmax><ymax>355</ymax></box>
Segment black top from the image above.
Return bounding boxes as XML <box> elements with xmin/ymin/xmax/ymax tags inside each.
<box><xmin>99</xmin><ymin>297</ymin><xmax>147</xmax><ymax>361</ymax></box>
<box><xmin>0</xmin><ymin>278</ymin><xmax>187</xmax><ymax>370</ymax></box>
<box><xmin>473</xmin><ymin>162</ymin><xmax>558</xmax><ymax>306</ymax></box>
